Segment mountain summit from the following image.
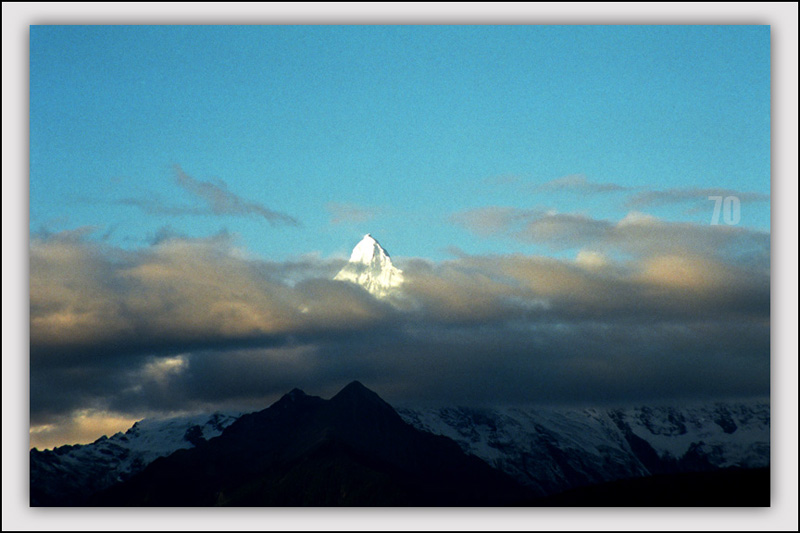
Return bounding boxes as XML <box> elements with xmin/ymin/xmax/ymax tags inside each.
<box><xmin>334</xmin><ymin>234</ymin><xmax>404</xmax><ymax>298</ymax></box>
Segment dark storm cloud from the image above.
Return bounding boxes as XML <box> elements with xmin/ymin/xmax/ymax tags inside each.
<box><xmin>118</xmin><ymin>166</ymin><xmax>300</xmax><ymax>226</ymax></box>
<box><xmin>30</xmin><ymin>219</ymin><xmax>769</xmax><ymax>447</ymax></box>
<box><xmin>29</xmin><ymin>230</ymin><xmax>395</xmax><ymax>418</ymax></box>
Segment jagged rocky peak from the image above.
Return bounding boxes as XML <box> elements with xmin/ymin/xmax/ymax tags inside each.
<box><xmin>334</xmin><ymin>234</ymin><xmax>404</xmax><ymax>298</ymax></box>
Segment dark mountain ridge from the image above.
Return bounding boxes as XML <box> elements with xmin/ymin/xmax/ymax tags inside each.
<box><xmin>90</xmin><ymin>381</ymin><xmax>531</xmax><ymax>506</ymax></box>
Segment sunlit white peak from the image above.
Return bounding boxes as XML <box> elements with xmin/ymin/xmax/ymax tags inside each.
<box><xmin>334</xmin><ymin>234</ymin><xmax>404</xmax><ymax>298</ymax></box>
<box><xmin>347</xmin><ymin>233</ymin><xmax>382</xmax><ymax>263</ymax></box>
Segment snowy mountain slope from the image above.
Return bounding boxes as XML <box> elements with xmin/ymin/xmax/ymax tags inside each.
<box><xmin>30</xmin><ymin>411</ymin><xmax>240</xmax><ymax>506</ymax></box>
<box><xmin>609</xmin><ymin>404</ymin><xmax>770</xmax><ymax>467</ymax></box>
<box><xmin>31</xmin><ymin>398</ymin><xmax>769</xmax><ymax>504</ymax></box>
<box><xmin>397</xmin><ymin>401</ymin><xmax>769</xmax><ymax>497</ymax></box>
<box><xmin>334</xmin><ymin>234</ymin><xmax>404</xmax><ymax>298</ymax></box>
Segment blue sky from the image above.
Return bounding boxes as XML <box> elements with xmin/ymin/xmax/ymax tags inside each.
<box><xmin>30</xmin><ymin>25</ymin><xmax>770</xmax><ymax>261</ymax></box>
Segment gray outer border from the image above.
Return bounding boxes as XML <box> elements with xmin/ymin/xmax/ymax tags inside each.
<box><xmin>4</xmin><ymin>3</ymin><xmax>797</xmax><ymax>531</ymax></box>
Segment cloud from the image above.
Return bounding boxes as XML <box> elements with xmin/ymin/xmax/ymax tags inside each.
<box><xmin>626</xmin><ymin>187</ymin><xmax>769</xmax><ymax>210</ymax></box>
<box><xmin>535</xmin><ymin>174</ymin><xmax>630</xmax><ymax>193</ymax></box>
<box><xmin>326</xmin><ymin>202</ymin><xmax>378</xmax><ymax>225</ymax></box>
<box><xmin>452</xmin><ymin>207</ymin><xmax>770</xmax><ymax>261</ymax></box>
<box><xmin>488</xmin><ymin>176</ymin><xmax>768</xmax><ymax>220</ymax></box>
<box><xmin>119</xmin><ymin>166</ymin><xmax>300</xmax><ymax>226</ymax></box>
<box><xmin>173</xmin><ymin>166</ymin><xmax>300</xmax><ymax>225</ymax></box>
<box><xmin>484</xmin><ymin>174</ymin><xmax>629</xmax><ymax>194</ymax></box>
<box><xmin>518</xmin><ymin>212</ymin><xmax>612</xmax><ymax>247</ymax></box>
<box><xmin>482</xmin><ymin>174</ymin><xmax>767</xmax><ymax>219</ymax></box>
<box><xmin>30</xmin><ymin>225</ymin><xmax>769</xmax><ymax>449</ymax></box>
<box><xmin>449</xmin><ymin>207</ymin><xmax>544</xmax><ymax>237</ymax></box>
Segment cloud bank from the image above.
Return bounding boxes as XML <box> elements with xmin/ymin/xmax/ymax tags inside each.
<box><xmin>452</xmin><ymin>207</ymin><xmax>769</xmax><ymax>259</ymax></box>
<box><xmin>30</xmin><ymin>215</ymin><xmax>769</xmax><ymax>448</ymax></box>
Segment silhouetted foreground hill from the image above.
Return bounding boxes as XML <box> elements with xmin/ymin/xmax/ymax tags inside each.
<box><xmin>526</xmin><ymin>467</ymin><xmax>769</xmax><ymax>506</ymax></box>
<box><xmin>91</xmin><ymin>382</ymin><xmax>531</xmax><ymax>506</ymax></box>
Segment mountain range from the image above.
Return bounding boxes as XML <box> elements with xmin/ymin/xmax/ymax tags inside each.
<box><xmin>87</xmin><ymin>381</ymin><xmax>528</xmax><ymax>506</ymax></box>
<box><xmin>31</xmin><ymin>382</ymin><xmax>769</xmax><ymax>506</ymax></box>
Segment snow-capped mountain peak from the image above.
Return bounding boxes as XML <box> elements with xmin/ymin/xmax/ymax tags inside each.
<box><xmin>334</xmin><ymin>234</ymin><xmax>404</xmax><ymax>298</ymax></box>
<box><xmin>348</xmin><ymin>234</ymin><xmax>382</xmax><ymax>263</ymax></box>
